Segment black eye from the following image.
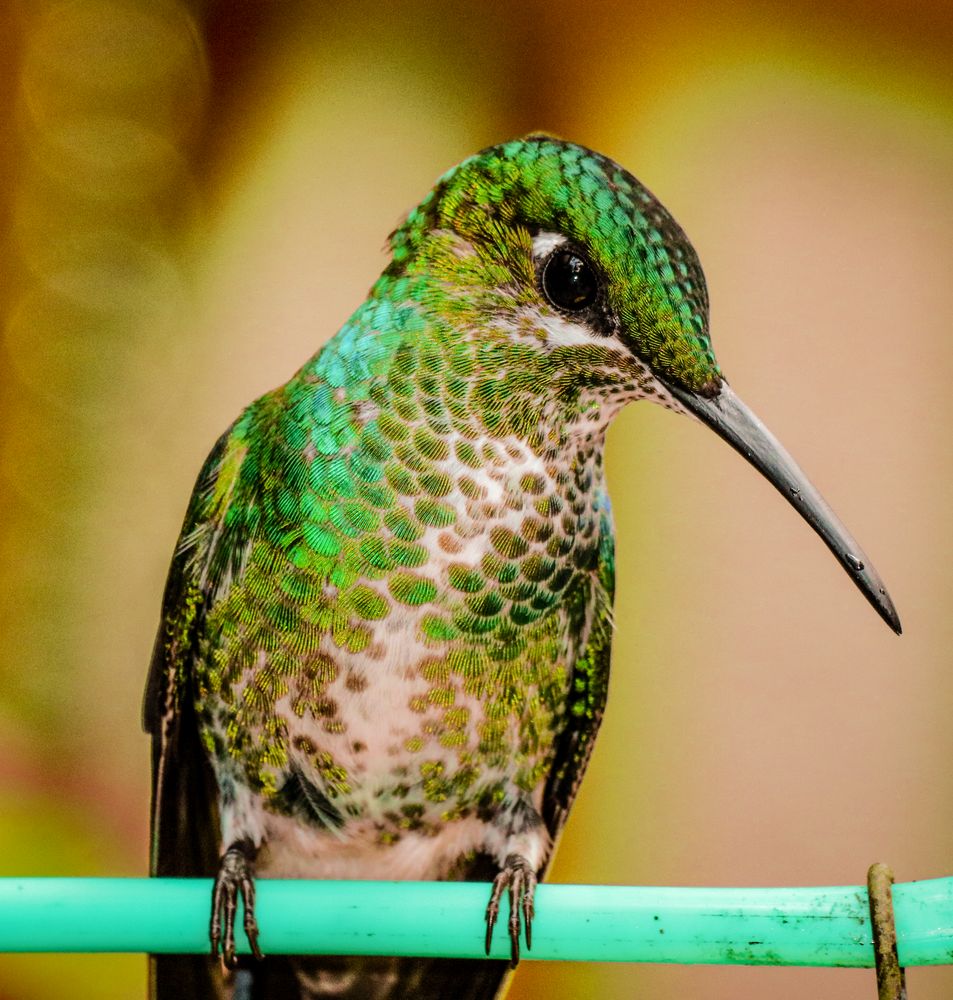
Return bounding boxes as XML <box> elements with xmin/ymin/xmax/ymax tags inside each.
<box><xmin>541</xmin><ymin>249</ymin><xmax>598</xmax><ymax>312</ymax></box>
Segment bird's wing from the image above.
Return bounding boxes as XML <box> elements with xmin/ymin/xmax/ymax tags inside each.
<box><xmin>143</xmin><ymin>419</ymin><xmax>257</xmax><ymax>1000</ymax></box>
<box><xmin>541</xmin><ymin>491</ymin><xmax>615</xmax><ymax>851</ymax></box>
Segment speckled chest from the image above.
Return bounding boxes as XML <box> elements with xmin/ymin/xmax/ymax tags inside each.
<box><xmin>195</xmin><ymin>422</ymin><xmax>609</xmax><ymax>835</ymax></box>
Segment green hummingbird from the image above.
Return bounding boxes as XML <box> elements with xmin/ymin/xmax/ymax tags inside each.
<box><xmin>144</xmin><ymin>135</ymin><xmax>900</xmax><ymax>999</ymax></box>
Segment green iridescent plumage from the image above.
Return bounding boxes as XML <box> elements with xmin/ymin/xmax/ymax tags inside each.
<box><xmin>145</xmin><ymin>135</ymin><xmax>712</xmax><ymax>998</ymax></box>
<box><xmin>154</xmin><ymin>138</ymin><xmax>707</xmax><ymax>813</ymax></box>
<box><xmin>170</xmin><ymin>301</ymin><xmax>617</xmax><ymax>803</ymax></box>
<box><xmin>145</xmin><ymin>134</ymin><xmax>898</xmax><ymax>1000</ymax></box>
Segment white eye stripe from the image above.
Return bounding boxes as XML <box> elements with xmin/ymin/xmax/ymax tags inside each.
<box><xmin>522</xmin><ymin>307</ymin><xmax>610</xmax><ymax>348</ymax></box>
<box><xmin>530</xmin><ymin>230</ymin><xmax>569</xmax><ymax>263</ymax></box>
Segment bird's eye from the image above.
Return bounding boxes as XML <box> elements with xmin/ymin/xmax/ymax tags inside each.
<box><xmin>540</xmin><ymin>249</ymin><xmax>598</xmax><ymax>312</ymax></box>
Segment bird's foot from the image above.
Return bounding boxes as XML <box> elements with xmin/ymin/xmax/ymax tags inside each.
<box><xmin>210</xmin><ymin>838</ymin><xmax>264</xmax><ymax>966</ymax></box>
<box><xmin>484</xmin><ymin>853</ymin><xmax>537</xmax><ymax>968</ymax></box>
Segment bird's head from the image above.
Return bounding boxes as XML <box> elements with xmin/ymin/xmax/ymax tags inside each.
<box><xmin>387</xmin><ymin>134</ymin><xmax>719</xmax><ymax>403</ymax></box>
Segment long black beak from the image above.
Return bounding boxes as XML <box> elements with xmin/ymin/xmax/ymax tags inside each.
<box><xmin>667</xmin><ymin>382</ymin><xmax>901</xmax><ymax>635</ymax></box>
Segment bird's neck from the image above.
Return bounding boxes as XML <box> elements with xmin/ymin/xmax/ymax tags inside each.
<box><xmin>296</xmin><ymin>292</ymin><xmax>624</xmax><ymax>462</ymax></box>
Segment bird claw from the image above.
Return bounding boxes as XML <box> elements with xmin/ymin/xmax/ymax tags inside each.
<box><xmin>484</xmin><ymin>853</ymin><xmax>537</xmax><ymax>968</ymax></box>
<box><xmin>210</xmin><ymin>839</ymin><xmax>264</xmax><ymax>966</ymax></box>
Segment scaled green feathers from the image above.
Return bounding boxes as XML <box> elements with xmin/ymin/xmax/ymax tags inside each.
<box><xmin>161</xmin><ymin>136</ymin><xmax>717</xmax><ymax>813</ymax></box>
<box><xmin>147</xmin><ymin>134</ymin><xmax>734</xmax><ymax>998</ymax></box>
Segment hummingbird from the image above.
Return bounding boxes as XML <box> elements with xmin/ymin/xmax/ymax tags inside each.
<box><xmin>144</xmin><ymin>135</ymin><xmax>900</xmax><ymax>999</ymax></box>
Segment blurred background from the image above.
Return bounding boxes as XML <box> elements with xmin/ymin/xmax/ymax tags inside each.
<box><xmin>1</xmin><ymin>0</ymin><xmax>951</xmax><ymax>997</ymax></box>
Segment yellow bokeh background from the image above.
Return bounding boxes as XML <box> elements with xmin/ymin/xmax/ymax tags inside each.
<box><xmin>1</xmin><ymin>2</ymin><xmax>951</xmax><ymax>997</ymax></box>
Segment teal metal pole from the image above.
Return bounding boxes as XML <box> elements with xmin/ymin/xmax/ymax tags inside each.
<box><xmin>0</xmin><ymin>877</ymin><xmax>951</xmax><ymax>965</ymax></box>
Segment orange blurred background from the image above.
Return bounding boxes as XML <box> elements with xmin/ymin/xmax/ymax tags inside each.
<box><xmin>1</xmin><ymin>1</ymin><xmax>951</xmax><ymax>997</ymax></box>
